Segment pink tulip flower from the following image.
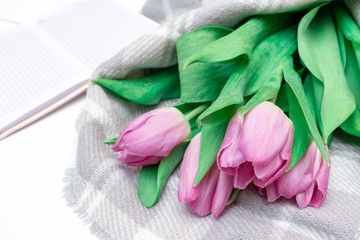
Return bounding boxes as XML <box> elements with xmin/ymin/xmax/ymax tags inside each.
<box><xmin>178</xmin><ymin>133</ymin><xmax>234</xmax><ymax>218</ymax></box>
<box><xmin>217</xmin><ymin>101</ymin><xmax>294</xmax><ymax>189</ymax></box>
<box><xmin>261</xmin><ymin>141</ymin><xmax>330</xmax><ymax>209</ymax></box>
<box><xmin>112</xmin><ymin>107</ymin><xmax>191</xmax><ymax>166</ymax></box>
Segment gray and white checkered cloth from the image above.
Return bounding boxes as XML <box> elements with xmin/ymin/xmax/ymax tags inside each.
<box><xmin>65</xmin><ymin>0</ymin><xmax>360</xmax><ymax>239</ymax></box>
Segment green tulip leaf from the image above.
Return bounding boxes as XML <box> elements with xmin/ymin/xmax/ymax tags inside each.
<box><xmin>239</xmin><ymin>58</ymin><xmax>284</xmax><ymax>116</ymax></box>
<box><xmin>283</xmin><ymin>58</ymin><xmax>329</xmax><ymax>165</ymax></box>
<box><xmin>297</xmin><ymin>3</ymin><xmax>328</xmax><ymax>81</ymax></box>
<box><xmin>286</xmin><ymin>82</ymin><xmax>312</xmax><ymax>170</ymax></box>
<box><xmin>310</xmin><ymin>74</ymin><xmax>324</xmax><ymax>135</ymax></box>
<box><xmin>227</xmin><ymin>189</ymin><xmax>240</xmax><ymax>206</ymax></box>
<box><xmin>303</xmin><ymin>74</ymin><xmax>317</xmax><ymax>125</ymax></box>
<box><xmin>333</xmin><ymin>3</ymin><xmax>360</xmax><ymax>137</ymax></box>
<box><xmin>309</xmin><ymin>75</ymin><xmax>337</xmax><ymax>147</ymax></box>
<box><xmin>198</xmin><ymin>26</ymin><xmax>297</xmax><ymax>126</ymax></box>
<box><xmin>340</xmin><ymin>39</ymin><xmax>360</xmax><ymax>136</ymax></box>
<box><xmin>275</xmin><ymin>84</ymin><xmax>289</xmax><ymax>113</ymax></box>
<box><xmin>333</xmin><ymin>2</ymin><xmax>360</xmax><ymax>67</ymax></box>
<box><xmin>298</xmin><ymin>5</ymin><xmax>356</xmax><ymax>143</ymax></box>
<box><xmin>183</xmin><ymin>13</ymin><xmax>295</xmax><ymax>68</ymax></box>
<box><xmin>104</xmin><ymin>137</ymin><xmax>117</xmax><ymax>144</ymax></box>
<box><xmin>341</xmin><ymin>109</ymin><xmax>360</xmax><ymax>137</ymax></box>
<box><xmin>176</xmin><ymin>26</ymin><xmax>238</xmax><ymax>102</ymax></box>
<box><xmin>137</xmin><ymin>141</ymin><xmax>189</xmax><ymax>207</ymax></box>
<box><xmin>197</xmin><ymin>62</ymin><xmax>247</xmax><ymax>126</ymax></box>
<box><xmin>173</xmin><ymin>102</ymin><xmax>204</xmax><ymax>113</ymax></box>
<box><xmin>92</xmin><ymin>66</ymin><xmax>180</xmax><ymax>105</ymax></box>
<box><xmin>194</xmin><ymin>121</ymin><xmax>229</xmax><ymax>186</ymax></box>
<box><xmin>190</xmin><ymin>126</ymin><xmax>202</xmax><ymax>138</ymax></box>
<box><xmin>243</xmin><ymin>25</ymin><xmax>297</xmax><ymax>96</ymax></box>
<box><xmin>337</xmin><ymin>25</ymin><xmax>346</xmax><ymax>68</ymax></box>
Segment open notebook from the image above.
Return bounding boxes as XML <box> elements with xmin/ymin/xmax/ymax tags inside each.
<box><xmin>0</xmin><ymin>0</ymin><xmax>158</xmax><ymax>140</ymax></box>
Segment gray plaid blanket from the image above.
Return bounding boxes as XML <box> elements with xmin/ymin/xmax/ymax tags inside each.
<box><xmin>65</xmin><ymin>0</ymin><xmax>360</xmax><ymax>239</ymax></box>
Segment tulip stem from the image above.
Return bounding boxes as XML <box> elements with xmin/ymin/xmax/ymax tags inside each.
<box><xmin>185</xmin><ymin>103</ymin><xmax>210</xmax><ymax>121</ymax></box>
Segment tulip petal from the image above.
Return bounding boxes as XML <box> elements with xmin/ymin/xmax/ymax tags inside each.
<box><xmin>218</xmin><ymin>165</ymin><xmax>237</xmax><ymax>176</ymax></box>
<box><xmin>211</xmin><ymin>171</ymin><xmax>234</xmax><ymax>219</ymax></box>
<box><xmin>309</xmin><ymin>165</ymin><xmax>330</xmax><ymax>207</ymax></box>
<box><xmin>239</xmin><ymin>102</ymin><xmax>292</xmax><ymax>165</ymax></box>
<box><xmin>178</xmin><ymin>133</ymin><xmax>201</xmax><ymax>203</ymax></box>
<box><xmin>253</xmin><ymin>154</ymin><xmax>290</xmax><ymax>188</ymax></box>
<box><xmin>187</xmin><ymin>164</ymin><xmax>220</xmax><ymax>217</ymax></box>
<box><xmin>123</xmin><ymin>108</ymin><xmax>191</xmax><ymax>157</ymax></box>
<box><xmin>295</xmin><ymin>182</ymin><xmax>315</xmax><ymax>209</ymax></box>
<box><xmin>276</xmin><ymin>142</ymin><xmax>317</xmax><ymax>198</ymax></box>
<box><xmin>253</xmin><ymin>154</ymin><xmax>283</xmax><ymax>180</ymax></box>
<box><xmin>280</xmin><ymin>121</ymin><xmax>294</xmax><ymax>162</ymax></box>
<box><xmin>264</xmin><ymin>183</ymin><xmax>281</xmax><ymax>202</ymax></box>
<box><xmin>233</xmin><ymin>162</ymin><xmax>255</xmax><ymax>189</ymax></box>
<box><xmin>308</xmin><ymin>148</ymin><xmax>330</xmax><ymax>208</ymax></box>
<box><xmin>112</xmin><ymin>110</ymin><xmax>154</xmax><ymax>152</ymax></box>
<box><xmin>217</xmin><ymin>112</ymin><xmax>246</xmax><ymax>174</ymax></box>
<box><xmin>117</xmin><ymin>149</ymin><xmax>162</xmax><ymax>166</ymax></box>
<box><xmin>252</xmin><ymin>121</ymin><xmax>293</xmax><ymax>188</ymax></box>
<box><xmin>295</xmin><ymin>149</ymin><xmax>324</xmax><ymax>209</ymax></box>
<box><xmin>296</xmin><ymin>146</ymin><xmax>330</xmax><ymax>208</ymax></box>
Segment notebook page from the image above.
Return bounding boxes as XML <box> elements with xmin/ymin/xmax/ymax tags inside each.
<box><xmin>38</xmin><ymin>0</ymin><xmax>158</xmax><ymax>69</ymax></box>
<box><xmin>0</xmin><ymin>0</ymin><xmax>158</xmax><ymax>133</ymax></box>
<box><xmin>0</xmin><ymin>26</ymin><xmax>90</xmax><ymax>132</ymax></box>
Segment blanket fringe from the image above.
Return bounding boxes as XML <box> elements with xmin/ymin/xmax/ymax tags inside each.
<box><xmin>63</xmin><ymin>168</ymin><xmax>114</xmax><ymax>240</ymax></box>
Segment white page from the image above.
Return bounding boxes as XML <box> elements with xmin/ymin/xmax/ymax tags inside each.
<box><xmin>0</xmin><ymin>0</ymin><xmax>158</xmax><ymax>133</ymax></box>
<box><xmin>38</xmin><ymin>0</ymin><xmax>157</xmax><ymax>69</ymax></box>
<box><xmin>0</xmin><ymin>25</ymin><xmax>90</xmax><ymax>132</ymax></box>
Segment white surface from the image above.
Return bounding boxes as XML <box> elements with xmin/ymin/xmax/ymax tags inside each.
<box><xmin>0</xmin><ymin>0</ymin><xmax>147</xmax><ymax>239</ymax></box>
<box><xmin>0</xmin><ymin>94</ymin><xmax>94</xmax><ymax>240</ymax></box>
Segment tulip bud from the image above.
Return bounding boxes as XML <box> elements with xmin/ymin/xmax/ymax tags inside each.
<box><xmin>178</xmin><ymin>133</ymin><xmax>234</xmax><ymax>218</ymax></box>
<box><xmin>263</xmin><ymin>142</ymin><xmax>330</xmax><ymax>209</ymax></box>
<box><xmin>217</xmin><ymin>101</ymin><xmax>294</xmax><ymax>189</ymax></box>
<box><xmin>113</xmin><ymin>107</ymin><xmax>191</xmax><ymax>166</ymax></box>
<box><xmin>217</xmin><ymin>111</ymin><xmax>255</xmax><ymax>189</ymax></box>
<box><xmin>211</xmin><ymin>170</ymin><xmax>234</xmax><ymax>219</ymax></box>
<box><xmin>178</xmin><ymin>133</ymin><xmax>202</xmax><ymax>202</ymax></box>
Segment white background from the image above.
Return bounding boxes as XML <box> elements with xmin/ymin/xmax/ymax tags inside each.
<box><xmin>0</xmin><ymin>0</ymin><xmax>146</xmax><ymax>239</ymax></box>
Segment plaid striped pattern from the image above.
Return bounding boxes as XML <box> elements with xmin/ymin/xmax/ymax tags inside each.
<box><xmin>65</xmin><ymin>1</ymin><xmax>360</xmax><ymax>239</ymax></box>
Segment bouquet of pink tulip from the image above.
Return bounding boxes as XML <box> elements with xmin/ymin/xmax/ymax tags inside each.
<box><xmin>92</xmin><ymin>2</ymin><xmax>360</xmax><ymax>218</ymax></box>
